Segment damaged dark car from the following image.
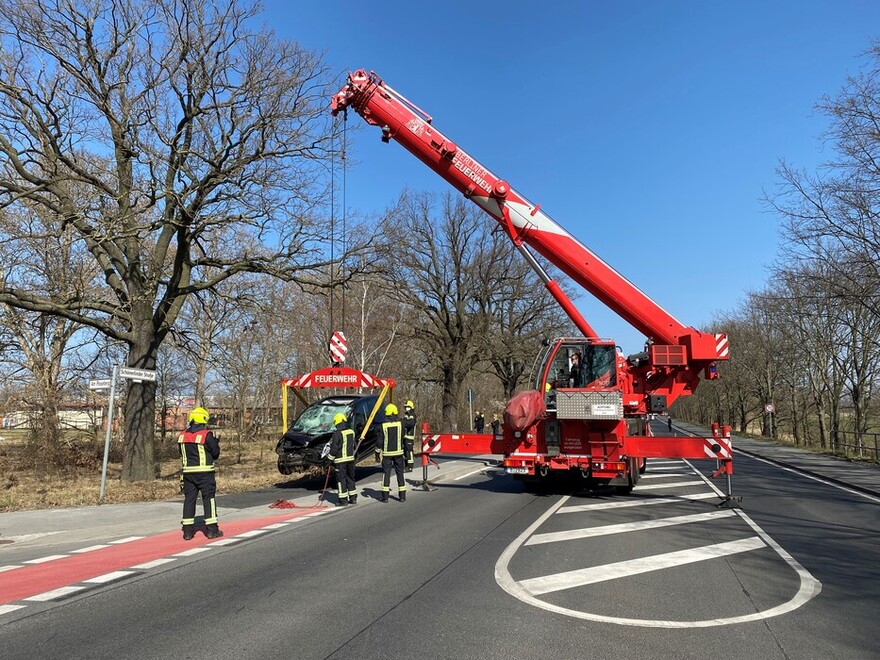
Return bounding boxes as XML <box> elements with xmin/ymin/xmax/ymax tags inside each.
<box><xmin>275</xmin><ymin>394</ymin><xmax>387</xmax><ymax>475</ymax></box>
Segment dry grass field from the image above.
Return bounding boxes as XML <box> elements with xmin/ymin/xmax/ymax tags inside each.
<box><xmin>0</xmin><ymin>428</ymin><xmax>316</xmax><ymax>512</ymax></box>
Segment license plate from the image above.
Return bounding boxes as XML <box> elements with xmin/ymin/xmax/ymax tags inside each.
<box><xmin>505</xmin><ymin>467</ymin><xmax>529</xmax><ymax>474</ymax></box>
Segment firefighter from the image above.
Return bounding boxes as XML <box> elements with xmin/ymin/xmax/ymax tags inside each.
<box><xmin>328</xmin><ymin>412</ymin><xmax>357</xmax><ymax>506</ymax></box>
<box><xmin>474</xmin><ymin>411</ymin><xmax>485</xmax><ymax>433</ymax></box>
<box><xmin>178</xmin><ymin>406</ymin><xmax>222</xmax><ymax>540</ymax></box>
<box><xmin>377</xmin><ymin>403</ymin><xmax>406</xmax><ymax>502</ymax></box>
<box><xmin>402</xmin><ymin>399</ymin><xmax>417</xmax><ymax>473</ymax></box>
<box><xmin>491</xmin><ymin>413</ymin><xmax>500</xmax><ymax>437</ymax></box>
<box><xmin>569</xmin><ymin>350</ymin><xmax>583</xmax><ymax>387</ymax></box>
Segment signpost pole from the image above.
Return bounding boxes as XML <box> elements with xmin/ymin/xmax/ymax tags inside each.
<box><xmin>99</xmin><ymin>365</ymin><xmax>119</xmax><ymax>501</ymax></box>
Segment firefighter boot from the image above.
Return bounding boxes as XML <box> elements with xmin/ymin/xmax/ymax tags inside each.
<box><xmin>350</xmin><ymin>495</ymin><xmax>358</xmax><ymax>505</ymax></box>
<box><xmin>380</xmin><ymin>493</ymin><xmax>389</xmax><ymax>503</ymax></box>
<box><xmin>205</xmin><ymin>525</ymin><xmax>224</xmax><ymax>539</ymax></box>
<box><xmin>336</xmin><ymin>498</ymin><xmax>349</xmax><ymax>507</ymax></box>
<box><xmin>182</xmin><ymin>526</ymin><xmax>195</xmax><ymax>541</ymax></box>
<box><xmin>399</xmin><ymin>491</ymin><xmax>406</xmax><ymax>503</ymax></box>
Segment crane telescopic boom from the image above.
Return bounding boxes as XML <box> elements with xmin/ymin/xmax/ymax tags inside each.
<box><xmin>332</xmin><ymin>69</ymin><xmax>728</xmax><ymax>363</ymax></box>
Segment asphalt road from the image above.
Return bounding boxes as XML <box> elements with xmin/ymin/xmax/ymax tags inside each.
<box><xmin>1</xmin><ymin>447</ymin><xmax>878</xmax><ymax>660</ymax></box>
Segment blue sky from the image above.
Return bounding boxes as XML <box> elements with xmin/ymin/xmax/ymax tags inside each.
<box><xmin>264</xmin><ymin>0</ymin><xmax>879</xmax><ymax>354</ymax></box>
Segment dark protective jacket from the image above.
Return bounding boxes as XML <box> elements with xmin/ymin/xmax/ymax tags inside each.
<box><xmin>403</xmin><ymin>412</ymin><xmax>417</xmax><ymax>443</ymax></box>
<box><xmin>328</xmin><ymin>426</ymin><xmax>356</xmax><ymax>463</ymax></box>
<box><xmin>380</xmin><ymin>417</ymin><xmax>404</xmax><ymax>456</ymax></box>
<box><xmin>178</xmin><ymin>422</ymin><xmax>221</xmax><ymax>473</ymax></box>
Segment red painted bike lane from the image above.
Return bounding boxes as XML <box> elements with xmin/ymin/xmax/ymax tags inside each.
<box><xmin>0</xmin><ymin>506</ymin><xmax>328</xmax><ymax>605</ymax></box>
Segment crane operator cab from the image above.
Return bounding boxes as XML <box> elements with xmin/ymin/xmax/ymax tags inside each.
<box><xmin>543</xmin><ymin>340</ymin><xmax>617</xmax><ymax>390</ymax></box>
<box><xmin>540</xmin><ymin>339</ymin><xmax>621</xmax><ymax>420</ymax></box>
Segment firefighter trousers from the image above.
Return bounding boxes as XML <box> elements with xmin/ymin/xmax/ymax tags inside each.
<box><xmin>182</xmin><ymin>472</ymin><xmax>219</xmax><ymax>529</ymax></box>
<box><xmin>382</xmin><ymin>455</ymin><xmax>406</xmax><ymax>495</ymax></box>
<box><xmin>335</xmin><ymin>461</ymin><xmax>357</xmax><ymax>501</ymax></box>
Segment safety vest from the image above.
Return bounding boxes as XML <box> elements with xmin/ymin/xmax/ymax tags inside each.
<box><xmin>178</xmin><ymin>429</ymin><xmax>216</xmax><ymax>473</ymax></box>
<box><xmin>331</xmin><ymin>428</ymin><xmax>356</xmax><ymax>463</ymax></box>
<box><xmin>381</xmin><ymin>420</ymin><xmax>404</xmax><ymax>456</ymax></box>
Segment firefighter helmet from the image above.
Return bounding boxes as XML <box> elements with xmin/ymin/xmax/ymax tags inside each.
<box><xmin>405</xmin><ymin>400</ymin><xmax>414</xmax><ymax>409</ymax></box>
<box><xmin>333</xmin><ymin>412</ymin><xmax>347</xmax><ymax>426</ymax></box>
<box><xmin>188</xmin><ymin>407</ymin><xmax>209</xmax><ymax>425</ymax></box>
<box><xmin>385</xmin><ymin>403</ymin><xmax>399</xmax><ymax>416</ymax></box>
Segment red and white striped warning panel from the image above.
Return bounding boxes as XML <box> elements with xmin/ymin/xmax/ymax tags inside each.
<box><xmin>715</xmin><ymin>333</ymin><xmax>730</xmax><ymax>359</ymax></box>
<box><xmin>329</xmin><ymin>331</ymin><xmax>348</xmax><ymax>363</ymax></box>
<box><xmin>704</xmin><ymin>436</ymin><xmax>732</xmax><ymax>459</ymax></box>
<box><xmin>422</xmin><ymin>435</ymin><xmax>442</xmax><ymax>454</ymax></box>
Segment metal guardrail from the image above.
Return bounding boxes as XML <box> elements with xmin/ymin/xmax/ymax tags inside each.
<box><xmin>833</xmin><ymin>430</ymin><xmax>879</xmax><ymax>462</ymax></box>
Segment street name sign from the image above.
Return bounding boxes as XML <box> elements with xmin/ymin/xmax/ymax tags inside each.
<box><xmin>118</xmin><ymin>367</ymin><xmax>157</xmax><ymax>382</ymax></box>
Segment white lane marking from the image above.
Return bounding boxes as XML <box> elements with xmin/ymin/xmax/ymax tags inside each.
<box><xmin>526</xmin><ymin>510</ymin><xmax>737</xmax><ymax>546</ymax></box>
<box><xmin>71</xmin><ymin>544</ymin><xmax>111</xmax><ymax>554</ymax></box>
<box><xmin>0</xmin><ymin>565</ymin><xmax>22</xmax><ymax>573</ymax></box>
<box><xmin>520</xmin><ymin>537</ymin><xmax>766</xmax><ymax>595</ymax></box>
<box><xmin>453</xmin><ymin>465</ymin><xmax>491</xmax><ymax>481</ymax></box>
<box><xmin>559</xmin><ymin>492</ymin><xmax>717</xmax><ymax>514</ymax></box>
<box><xmin>3</xmin><ymin>532</ymin><xmax>63</xmax><ymax>543</ymax></box>
<box><xmin>83</xmin><ymin>570</ymin><xmax>136</xmax><ymax>584</ymax></box>
<box><xmin>131</xmin><ymin>558</ymin><xmax>177</xmax><ymax>569</ymax></box>
<box><xmin>0</xmin><ymin>604</ymin><xmax>25</xmax><ymax>615</ymax></box>
<box><xmin>110</xmin><ymin>536</ymin><xmax>144</xmax><ymax>544</ymax></box>
<box><xmin>172</xmin><ymin>547</ymin><xmax>212</xmax><ymax>557</ymax></box>
<box><xmin>639</xmin><ymin>473</ymin><xmax>692</xmax><ymax>479</ymax></box>
<box><xmin>635</xmin><ymin>480</ymin><xmax>704</xmax><ymax>490</ymax></box>
<box><xmin>208</xmin><ymin>538</ymin><xmax>243</xmax><ymax>546</ymax></box>
<box><xmin>23</xmin><ymin>554</ymin><xmax>68</xmax><ymax>564</ymax></box>
<box><xmin>737</xmin><ymin>452</ymin><xmax>880</xmax><ymax>504</ymax></box>
<box><xmin>262</xmin><ymin>522</ymin><xmax>291</xmax><ymax>529</ymax></box>
<box><xmin>237</xmin><ymin>530</ymin><xmax>269</xmax><ymax>538</ymax></box>
<box><xmin>24</xmin><ymin>586</ymin><xmax>86</xmax><ymax>601</ymax></box>
<box><xmin>496</xmin><ymin>490</ymin><xmax>823</xmax><ymax>627</ymax></box>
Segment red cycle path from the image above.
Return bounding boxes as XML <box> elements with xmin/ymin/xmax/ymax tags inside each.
<box><xmin>0</xmin><ymin>506</ymin><xmax>327</xmax><ymax>605</ymax></box>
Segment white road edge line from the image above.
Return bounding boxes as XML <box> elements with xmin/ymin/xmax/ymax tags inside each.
<box><xmin>736</xmin><ymin>452</ymin><xmax>880</xmax><ymax>504</ymax></box>
<box><xmin>23</xmin><ymin>554</ymin><xmax>68</xmax><ymax>564</ymax></box>
<box><xmin>131</xmin><ymin>558</ymin><xmax>177</xmax><ymax>570</ymax></box>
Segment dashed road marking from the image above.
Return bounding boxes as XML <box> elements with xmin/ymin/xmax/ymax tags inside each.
<box><xmin>83</xmin><ymin>571</ymin><xmax>137</xmax><ymax>584</ymax></box>
<box><xmin>131</xmin><ymin>558</ymin><xmax>176</xmax><ymax>570</ymax></box>
<box><xmin>23</xmin><ymin>586</ymin><xmax>86</xmax><ymax>602</ymax></box>
<box><xmin>71</xmin><ymin>544</ymin><xmax>112</xmax><ymax>554</ymax></box>
<box><xmin>23</xmin><ymin>555</ymin><xmax>68</xmax><ymax>564</ymax></box>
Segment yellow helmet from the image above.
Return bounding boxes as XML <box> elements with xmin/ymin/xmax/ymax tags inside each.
<box><xmin>385</xmin><ymin>403</ymin><xmax>399</xmax><ymax>416</ymax></box>
<box><xmin>188</xmin><ymin>407</ymin><xmax>209</xmax><ymax>425</ymax></box>
<box><xmin>333</xmin><ymin>412</ymin><xmax>347</xmax><ymax>426</ymax></box>
<box><xmin>405</xmin><ymin>400</ymin><xmax>414</xmax><ymax>409</ymax></box>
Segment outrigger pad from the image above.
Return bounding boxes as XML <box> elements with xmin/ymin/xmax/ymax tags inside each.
<box><xmin>716</xmin><ymin>495</ymin><xmax>743</xmax><ymax>509</ymax></box>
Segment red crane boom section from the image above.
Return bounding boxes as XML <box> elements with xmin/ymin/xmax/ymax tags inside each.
<box><xmin>333</xmin><ymin>70</ymin><xmax>726</xmax><ymax>360</ymax></box>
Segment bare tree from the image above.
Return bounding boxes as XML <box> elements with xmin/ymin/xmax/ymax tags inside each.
<box><xmin>473</xmin><ymin>232</ymin><xmax>573</xmax><ymax>400</ymax></box>
<box><xmin>0</xmin><ymin>0</ymin><xmax>343</xmax><ymax>480</ymax></box>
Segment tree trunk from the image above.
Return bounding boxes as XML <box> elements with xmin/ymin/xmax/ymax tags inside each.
<box><xmin>121</xmin><ymin>318</ymin><xmax>160</xmax><ymax>481</ymax></box>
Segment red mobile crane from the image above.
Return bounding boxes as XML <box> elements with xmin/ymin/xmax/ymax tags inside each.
<box><xmin>332</xmin><ymin>70</ymin><xmax>733</xmax><ymax>497</ymax></box>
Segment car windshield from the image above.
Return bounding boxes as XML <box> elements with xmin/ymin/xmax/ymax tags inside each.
<box><xmin>291</xmin><ymin>401</ymin><xmax>351</xmax><ymax>435</ymax></box>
